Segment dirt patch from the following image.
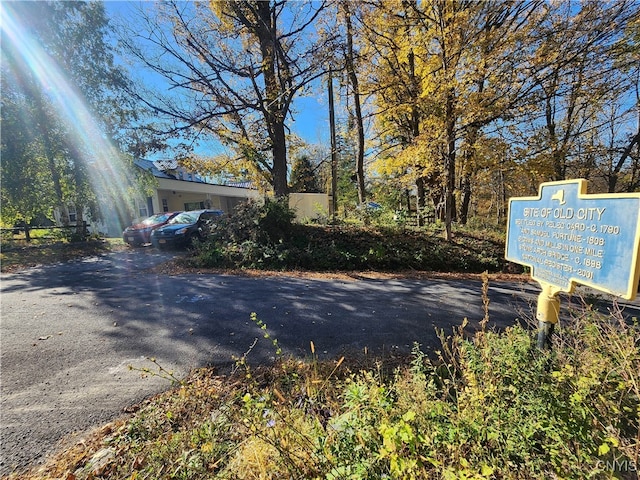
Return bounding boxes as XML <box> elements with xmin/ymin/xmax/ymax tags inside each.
<box><xmin>152</xmin><ymin>257</ymin><xmax>531</xmax><ymax>284</ymax></box>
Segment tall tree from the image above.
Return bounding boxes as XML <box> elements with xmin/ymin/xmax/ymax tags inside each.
<box><xmin>119</xmin><ymin>1</ymin><xmax>332</xmax><ymax>198</ymax></box>
<box><xmin>600</xmin><ymin>8</ymin><xmax>640</xmax><ymax>193</ymax></box>
<box><xmin>361</xmin><ymin>0</ymin><xmax>437</xmax><ymax>225</ymax></box>
<box><xmin>365</xmin><ymin>0</ymin><xmax>635</xmax><ymax>234</ymax></box>
<box><xmin>1</xmin><ymin>1</ymin><xmax>135</xmax><ymax>235</ymax></box>
<box><xmin>365</xmin><ymin>0</ymin><xmax>543</xmax><ymax>236</ymax></box>
<box><xmin>524</xmin><ymin>1</ymin><xmax>635</xmax><ymax>182</ymax></box>
<box><xmin>508</xmin><ymin>0</ymin><xmax>638</xmax><ymax>199</ymax></box>
<box><xmin>0</xmin><ymin>63</ymin><xmax>55</xmax><ymax>235</ymax></box>
<box><xmin>340</xmin><ymin>0</ymin><xmax>367</xmax><ymax>205</ymax></box>
<box><xmin>418</xmin><ymin>0</ymin><xmax>554</xmax><ymax>238</ymax></box>
<box><xmin>455</xmin><ymin>2</ymin><xmax>542</xmax><ymax>224</ymax></box>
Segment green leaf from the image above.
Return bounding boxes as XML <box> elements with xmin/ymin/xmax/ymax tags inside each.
<box><xmin>598</xmin><ymin>443</ymin><xmax>610</xmax><ymax>456</ymax></box>
<box><xmin>481</xmin><ymin>464</ymin><xmax>495</xmax><ymax>476</ymax></box>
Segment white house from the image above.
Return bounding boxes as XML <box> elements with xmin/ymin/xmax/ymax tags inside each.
<box><xmin>132</xmin><ymin>158</ymin><xmax>260</xmax><ymax>218</ymax></box>
<box><xmin>56</xmin><ymin>158</ymin><xmax>329</xmax><ymax>236</ymax></box>
<box><xmin>131</xmin><ymin>158</ymin><xmax>330</xmax><ymax>224</ymax></box>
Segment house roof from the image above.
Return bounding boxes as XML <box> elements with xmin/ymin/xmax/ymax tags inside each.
<box><xmin>135</xmin><ymin>158</ymin><xmax>180</xmax><ymax>180</ymax></box>
<box><xmin>134</xmin><ymin>158</ymin><xmax>255</xmax><ymax>189</ymax></box>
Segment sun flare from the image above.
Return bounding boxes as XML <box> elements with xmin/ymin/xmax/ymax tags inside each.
<box><xmin>1</xmin><ymin>2</ymin><xmax>134</xmax><ymax>234</ymax></box>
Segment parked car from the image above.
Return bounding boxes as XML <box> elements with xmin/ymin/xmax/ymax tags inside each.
<box><xmin>122</xmin><ymin>212</ymin><xmax>181</xmax><ymax>247</ymax></box>
<box><xmin>150</xmin><ymin>209</ymin><xmax>224</xmax><ymax>249</ymax></box>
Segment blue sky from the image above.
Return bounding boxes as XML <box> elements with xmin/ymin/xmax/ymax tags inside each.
<box><xmin>104</xmin><ymin>1</ymin><xmax>331</xmax><ymax>157</ymax></box>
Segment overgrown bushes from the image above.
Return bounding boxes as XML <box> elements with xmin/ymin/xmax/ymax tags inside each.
<box><xmin>189</xmin><ymin>199</ymin><xmax>508</xmax><ymax>273</ymax></box>
<box><xmin>32</xmin><ymin>305</ymin><xmax>639</xmax><ymax>479</ymax></box>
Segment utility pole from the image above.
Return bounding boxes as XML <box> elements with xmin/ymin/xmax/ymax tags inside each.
<box><xmin>328</xmin><ymin>69</ymin><xmax>338</xmax><ymax>220</ymax></box>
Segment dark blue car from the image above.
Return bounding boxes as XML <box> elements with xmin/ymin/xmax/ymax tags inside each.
<box><xmin>150</xmin><ymin>209</ymin><xmax>224</xmax><ymax>249</ymax></box>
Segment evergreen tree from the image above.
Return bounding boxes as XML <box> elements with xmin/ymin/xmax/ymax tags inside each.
<box><xmin>289</xmin><ymin>155</ymin><xmax>322</xmax><ymax>193</ymax></box>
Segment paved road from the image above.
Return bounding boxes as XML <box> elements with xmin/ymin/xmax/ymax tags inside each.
<box><xmin>2</xmin><ymin>249</ymin><xmax>637</xmax><ymax>476</ymax></box>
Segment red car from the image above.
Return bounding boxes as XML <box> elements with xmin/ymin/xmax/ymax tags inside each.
<box><xmin>122</xmin><ymin>212</ymin><xmax>181</xmax><ymax>247</ymax></box>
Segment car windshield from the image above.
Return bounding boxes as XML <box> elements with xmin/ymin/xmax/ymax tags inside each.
<box><xmin>168</xmin><ymin>212</ymin><xmax>199</xmax><ymax>225</ymax></box>
<box><xmin>141</xmin><ymin>213</ymin><xmax>172</xmax><ymax>226</ymax></box>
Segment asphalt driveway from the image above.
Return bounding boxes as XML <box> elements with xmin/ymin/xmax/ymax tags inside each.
<box><xmin>2</xmin><ymin>248</ymin><xmax>637</xmax><ymax>476</ymax></box>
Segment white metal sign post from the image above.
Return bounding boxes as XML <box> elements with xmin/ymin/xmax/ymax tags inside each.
<box><xmin>505</xmin><ymin>179</ymin><xmax>640</xmax><ymax>349</ymax></box>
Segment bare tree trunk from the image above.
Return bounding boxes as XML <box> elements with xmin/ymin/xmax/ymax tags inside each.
<box><xmin>460</xmin><ymin>174</ymin><xmax>472</xmax><ymax>225</ymax></box>
<box><xmin>444</xmin><ymin>88</ymin><xmax>456</xmax><ymax>241</ymax></box>
<box><xmin>328</xmin><ymin>71</ymin><xmax>338</xmax><ymax>218</ymax></box>
<box><xmin>341</xmin><ymin>1</ymin><xmax>366</xmax><ymax>205</ymax></box>
<box><xmin>459</xmin><ymin>128</ymin><xmax>478</xmax><ymax>225</ymax></box>
<box><xmin>609</xmin><ymin>130</ymin><xmax>640</xmax><ymax>192</ymax></box>
<box><xmin>416</xmin><ymin>176</ymin><xmax>426</xmax><ymax>227</ymax></box>
<box><xmin>271</xmin><ymin>120</ymin><xmax>288</xmax><ymax>198</ymax></box>
<box><xmin>496</xmin><ymin>168</ymin><xmax>507</xmax><ymax>225</ymax></box>
<box><xmin>254</xmin><ymin>1</ymin><xmax>288</xmax><ymax>198</ymax></box>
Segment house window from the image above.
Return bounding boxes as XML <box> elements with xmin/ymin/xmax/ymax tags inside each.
<box><xmin>162</xmin><ymin>199</ymin><xmax>169</xmax><ymax>212</ymax></box>
<box><xmin>68</xmin><ymin>205</ymin><xmax>77</xmax><ymax>223</ymax></box>
<box><xmin>184</xmin><ymin>202</ymin><xmax>205</xmax><ymax>211</ymax></box>
<box><xmin>138</xmin><ymin>202</ymin><xmax>148</xmax><ymax>218</ymax></box>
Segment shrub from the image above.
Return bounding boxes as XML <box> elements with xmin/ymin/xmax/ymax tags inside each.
<box><xmin>310</xmin><ymin>314</ymin><xmax>639</xmax><ymax>479</ymax></box>
<box><xmin>258</xmin><ymin>197</ymin><xmax>296</xmax><ymax>243</ymax></box>
<box><xmin>28</xmin><ymin>306</ymin><xmax>639</xmax><ymax>479</ymax></box>
<box><xmin>213</xmin><ymin>198</ymin><xmax>295</xmax><ymax>245</ymax></box>
<box><xmin>191</xmin><ymin>198</ymin><xmax>297</xmax><ymax>269</ymax></box>
<box><xmin>191</xmin><ymin>210</ymin><xmax>508</xmax><ymax>273</ymax></box>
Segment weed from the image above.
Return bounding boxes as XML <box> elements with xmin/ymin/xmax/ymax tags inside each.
<box><xmin>231</xmin><ymin>313</ymin><xmax>283</xmax><ymax>382</ymax></box>
<box><xmin>18</xmin><ymin>307</ymin><xmax>639</xmax><ymax>480</ymax></box>
<box><xmin>128</xmin><ymin>357</ymin><xmax>184</xmax><ymax>386</ymax></box>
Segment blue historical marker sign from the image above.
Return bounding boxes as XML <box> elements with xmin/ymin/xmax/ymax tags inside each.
<box><xmin>506</xmin><ymin>179</ymin><xmax>640</xmax><ymax>300</ymax></box>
